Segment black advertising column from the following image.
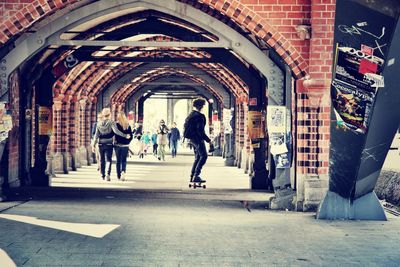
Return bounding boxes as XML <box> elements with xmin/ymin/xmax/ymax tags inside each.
<box><xmin>31</xmin><ymin>71</ymin><xmax>54</xmax><ymax>186</ymax></box>
<box><xmin>248</xmin><ymin>68</ymin><xmax>268</xmax><ymax>189</ymax></box>
<box><xmin>317</xmin><ymin>0</ymin><xmax>400</xmax><ymax>220</ymax></box>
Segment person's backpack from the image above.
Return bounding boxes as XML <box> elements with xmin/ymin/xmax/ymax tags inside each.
<box><xmin>183</xmin><ymin>116</ymin><xmax>197</xmax><ymax>139</ymax></box>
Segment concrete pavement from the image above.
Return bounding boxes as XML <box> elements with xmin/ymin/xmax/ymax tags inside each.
<box><xmin>0</xmin><ymin>190</ymin><xmax>399</xmax><ymax>267</ymax></box>
<box><xmin>0</xmin><ymin>153</ymin><xmax>399</xmax><ymax>266</ymax></box>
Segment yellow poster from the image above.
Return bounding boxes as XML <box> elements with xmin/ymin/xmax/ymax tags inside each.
<box><xmin>248</xmin><ymin>111</ymin><xmax>264</xmax><ymax>139</ymax></box>
<box><xmin>38</xmin><ymin>107</ymin><xmax>52</xmax><ymax>135</ymax></box>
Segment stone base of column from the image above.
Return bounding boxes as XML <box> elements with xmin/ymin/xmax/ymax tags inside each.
<box><xmin>71</xmin><ymin>149</ymin><xmax>81</xmax><ymax>170</ymax></box>
<box><xmin>242</xmin><ymin>150</ymin><xmax>249</xmax><ymax>174</ymax></box>
<box><xmin>79</xmin><ymin>146</ymin><xmax>88</xmax><ymax>166</ymax></box>
<box><xmin>53</xmin><ymin>152</ymin><xmax>65</xmax><ymax>174</ymax></box>
<box><xmin>269</xmin><ymin>188</ymin><xmax>295</xmax><ymax>210</ymax></box>
<box><xmin>302</xmin><ymin>176</ymin><xmax>328</xmax><ymax>211</ymax></box>
<box><xmin>46</xmin><ymin>154</ymin><xmax>55</xmax><ymax>178</ymax></box>
<box><xmin>317</xmin><ymin>191</ymin><xmax>387</xmax><ymax>220</ymax></box>
<box><xmin>224</xmin><ymin>155</ymin><xmax>235</xmax><ymax>166</ymax></box>
<box><xmin>63</xmin><ymin>152</ymin><xmax>72</xmax><ymax>172</ymax></box>
<box><xmin>86</xmin><ymin>145</ymin><xmax>93</xmax><ymax>165</ymax></box>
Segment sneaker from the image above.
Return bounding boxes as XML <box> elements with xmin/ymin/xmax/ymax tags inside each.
<box><xmin>193</xmin><ymin>176</ymin><xmax>206</xmax><ymax>183</ymax></box>
<box><xmin>121</xmin><ymin>172</ymin><xmax>126</xmax><ymax>181</ymax></box>
<box><xmin>106</xmin><ymin>175</ymin><xmax>111</xmax><ymax>182</ymax></box>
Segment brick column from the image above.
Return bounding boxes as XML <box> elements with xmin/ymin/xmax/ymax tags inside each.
<box><xmin>85</xmin><ymin>101</ymin><xmax>93</xmax><ymax>165</ymax></box>
<box><xmin>69</xmin><ymin>99</ymin><xmax>81</xmax><ymax>170</ymax></box>
<box><xmin>78</xmin><ymin>99</ymin><xmax>89</xmax><ymax>166</ymax></box>
<box><xmin>294</xmin><ymin>0</ymin><xmax>335</xmax><ymax>211</ymax></box>
<box><xmin>52</xmin><ymin>99</ymin><xmax>64</xmax><ymax>174</ymax></box>
<box><xmin>62</xmin><ymin>99</ymin><xmax>72</xmax><ymax>172</ymax></box>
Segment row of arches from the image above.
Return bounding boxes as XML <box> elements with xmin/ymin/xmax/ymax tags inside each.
<box><xmin>0</xmin><ymin>0</ymin><xmax>331</xmax><ymax>212</ymax></box>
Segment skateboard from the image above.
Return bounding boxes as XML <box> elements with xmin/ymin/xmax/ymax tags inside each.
<box><xmin>189</xmin><ymin>181</ymin><xmax>206</xmax><ymax>189</ymax></box>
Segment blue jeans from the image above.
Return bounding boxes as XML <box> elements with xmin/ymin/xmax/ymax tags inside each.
<box><xmin>170</xmin><ymin>140</ymin><xmax>178</xmax><ymax>157</ymax></box>
<box><xmin>190</xmin><ymin>140</ymin><xmax>208</xmax><ymax>177</ymax></box>
<box><xmin>114</xmin><ymin>146</ymin><xmax>129</xmax><ymax>178</ymax></box>
<box><xmin>99</xmin><ymin>144</ymin><xmax>113</xmax><ymax>177</ymax></box>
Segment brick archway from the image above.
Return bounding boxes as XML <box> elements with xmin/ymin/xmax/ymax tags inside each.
<box><xmin>0</xmin><ymin>0</ymin><xmax>308</xmax><ymax>78</ymax></box>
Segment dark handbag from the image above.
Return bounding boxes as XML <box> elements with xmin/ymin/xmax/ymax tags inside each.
<box><xmin>208</xmin><ymin>143</ymin><xmax>215</xmax><ymax>153</ymax></box>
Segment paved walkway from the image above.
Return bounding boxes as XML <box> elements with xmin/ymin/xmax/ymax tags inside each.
<box><xmin>0</xmin><ymin>152</ymin><xmax>399</xmax><ymax>266</ymax></box>
<box><xmin>0</xmin><ymin>189</ymin><xmax>399</xmax><ymax>267</ymax></box>
<box><xmin>51</xmin><ymin>153</ymin><xmax>271</xmax><ymax>202</ymax></box>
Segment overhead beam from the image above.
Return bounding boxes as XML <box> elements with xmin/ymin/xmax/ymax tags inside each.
<box><xmin>79</xmin><ymin>56</ymin><xmax>217</xmax><ymax>63</ymax></box>
<box><xmin>48</xmin><ymin>39</ymin><xmax>229</xmax><ymax>48</ymax></box>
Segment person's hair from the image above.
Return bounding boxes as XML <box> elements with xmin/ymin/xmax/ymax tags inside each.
<box><xmin>193</xmin><ymin>98</ymin><xmax>206</xmax><ymax>110</ymax></box>
<box><xmin>102</xmin><ymin>108</ymin><xmax>111</xmax><ymax>118</ymax></box>
<box><xmin>117</xmin><ymin>112</ymin><xmax>129</xmax><ymax>130</ymax></box>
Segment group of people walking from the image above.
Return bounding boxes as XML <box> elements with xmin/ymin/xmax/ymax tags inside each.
<box><xmin>91</xmin><ymin>108</ymin><xmax>184</xmax><ymax>181</ymax></box>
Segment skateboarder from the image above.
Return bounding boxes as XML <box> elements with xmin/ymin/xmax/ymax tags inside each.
<box><xmin>183</xmin><ymin>98</ymin><xmax>211</xmax><ymax>183</ymax></box>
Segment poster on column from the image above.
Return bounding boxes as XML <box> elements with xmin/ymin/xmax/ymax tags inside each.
<box><xmin>247</xmin><ymin>111</ymin><xmax>264</xmax><ymax>140</ymax></box>
<box><xmin>38</xmin><ymin>107</ymin><xmax>52</xmax><ymax>135</ymax></box>
<box><xmin>0</xmin><ymin>102</ymin><xmax>12</xmax><ymax>142</ymax></box>
<box><xmin>267</xmin><ymin>106</ymin><xmax>286</xmax><ymax>133</ymax></box>
<box><xmin>331</xmin><ymin>79</ymin><xmax>375</xmax><ymax>134</ymax></box>
<box><xmin>223</xmin><ymin>108</ymin><xmax>233</xmax><ymax>134</ymax></box>
<box><xmin>270</xmin><ymin>132</ymin><xmax>287</xmax><ymax>156</ymax></box>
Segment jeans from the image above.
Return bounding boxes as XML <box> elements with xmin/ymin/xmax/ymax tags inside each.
<box><xmin>99</xmin><ymin>144</ymin><xmax>113</xmax><ymax>178</ymax></box>
<box><xmin>170</xmin><ymin>140</ymin><xmax>178</xmax><ymax>157</ymax></box>
<box><xmin>114</xmin><ymin>146</ymin><xmax>129</xmax><ymax>178</ymax></box>
<box><xmin>153</xmin><ymin>144</ymin><xmax>158</xmax><ymax>155</ymax></box>
<box><xmin>190</xmin><ymin>140</ymin><xmax>208</xmax><ymax>177</ymax></box>
<box><xmin>158</xmin><ymin>144</ymin><xmax>166</xmax><ymax>160</ymax></box>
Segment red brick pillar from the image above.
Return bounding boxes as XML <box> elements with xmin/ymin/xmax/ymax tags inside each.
<box><xmin>294</xmin><ymin>0</ymin><xmax>335</xmax><ymax>211</ymax></box>
<box><xmin>62</xmin><ymin>98</ymin><xmax>72</xmax><ymax>172</ymax></box>
<box><xmin>243</xmin><ymin>104</ymin><xmax>251</xmax><ymax>174</ymax></box>
<box><xmin>69</xmin><ymin>98</ymin><xmax>81</xmax><ymax>170</ymax></box>
<box><xmin>52</xmin><ymin>99</ymin><xmax>64</xmax><ymax>174</ymax></box>
<box><xmin>85</xmin><ymin>101</ymin><xmax>93</xmax><ymax>165</ymax></box>
<box><xmin>78</xmin><ymin>99</ymin><xmax>89</xmax><ymax>166</ymax></box>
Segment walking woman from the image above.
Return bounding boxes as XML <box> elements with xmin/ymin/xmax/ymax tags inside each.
<box><xmin>92</xmin><ymin>108</ymin><xmax>130</xmax><ymax>181</ymax></box>
<box><xmin>114</xmin><ymin>112</ymin><xmax>133</xmax><ymax>181</ymax></box>
<box><xmin>157</xmin><ymin>119</ymin><xmax>169</xmax><ymax>161</ymax></box>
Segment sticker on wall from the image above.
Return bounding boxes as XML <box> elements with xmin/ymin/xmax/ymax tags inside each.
<box><xmin>266</xmin><ymin>106</ymin><xmax>286</xmax><ymax>133</ymax></box>
<box><xmin>334</xmin><ymin>46</ymin><xmax>384</xmax><ymax>92</ymax></box>
<box><xmin>249</xmin><ymin>98</ymin><xmax>257</xmax><ymax>106</ymax></box>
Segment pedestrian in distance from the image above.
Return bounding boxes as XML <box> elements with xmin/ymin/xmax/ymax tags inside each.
<box><xmin>92</xmin><ymin>113</ymin><xmax>103</xmax><ymax>171</ymax></box>
<box><xmin>183</xmin><ymin>98</ymin><xmax>211</xmax><ymax>183</ymax></box>
<box><xmin>139</xmin><ymin>131</ymin><xmax>151</xmax><ymax>158</ymax></box>
<box><xmin>92</xmin><ymin>108</ymin><xmax>131</xmax><ymax>181</ymax></box>
<box><xmin>151</xmin><ymin>130</ymin><xmax>158</xmax><ymax>157</ymax></box>
<box><xmin>157</xmin><ymin>119</ymin><xmax>169</xmax><ymax>161</ymax></box>
<box><xmin>169</xmin><ymin>122</ymin><xmax>181</xmax><ymax>158</ymax></box>
<box><xmin>114</xmin><ymin>112</ymin><xmax>133</xmax><ymax>181</ymax></box>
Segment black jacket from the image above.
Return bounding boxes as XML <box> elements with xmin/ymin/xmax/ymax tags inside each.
<box><xmin>186</xmin><ymin>110</ymin><xmax>210</xmax><ymax>143</ymax></box>
<box><xmin>114</xmin><ymin>124</ymin><xmax>133</xmax><ymax>146</ymax></box>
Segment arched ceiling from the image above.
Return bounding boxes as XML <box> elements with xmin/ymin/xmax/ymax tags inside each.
<box><xmin>0</xmin><ymin>0</ymin><xmax>293</xmax><ymax>106</ymax></box>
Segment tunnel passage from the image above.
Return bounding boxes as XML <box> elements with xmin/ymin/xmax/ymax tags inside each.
<box><xmin>0</xmin><ymin>0</ymin><xmax>336</xmax><ymax>212</ymax></box>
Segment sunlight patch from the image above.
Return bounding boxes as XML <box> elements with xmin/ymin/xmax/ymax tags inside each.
<box><xmin>0</xmin><ymin>214</ymin><xmax>119</xmax><ymax>238</ymax></box>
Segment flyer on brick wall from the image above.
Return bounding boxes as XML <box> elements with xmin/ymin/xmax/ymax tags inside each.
<box><xmin>331</xmin><ymin>79</ymin><xmax>374</xmax><ymax>133</ymax></box>
<box><xmin>267</xmin><ymin>106</ymin><xmax>286</xmax><ymax>133</ymax></box>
